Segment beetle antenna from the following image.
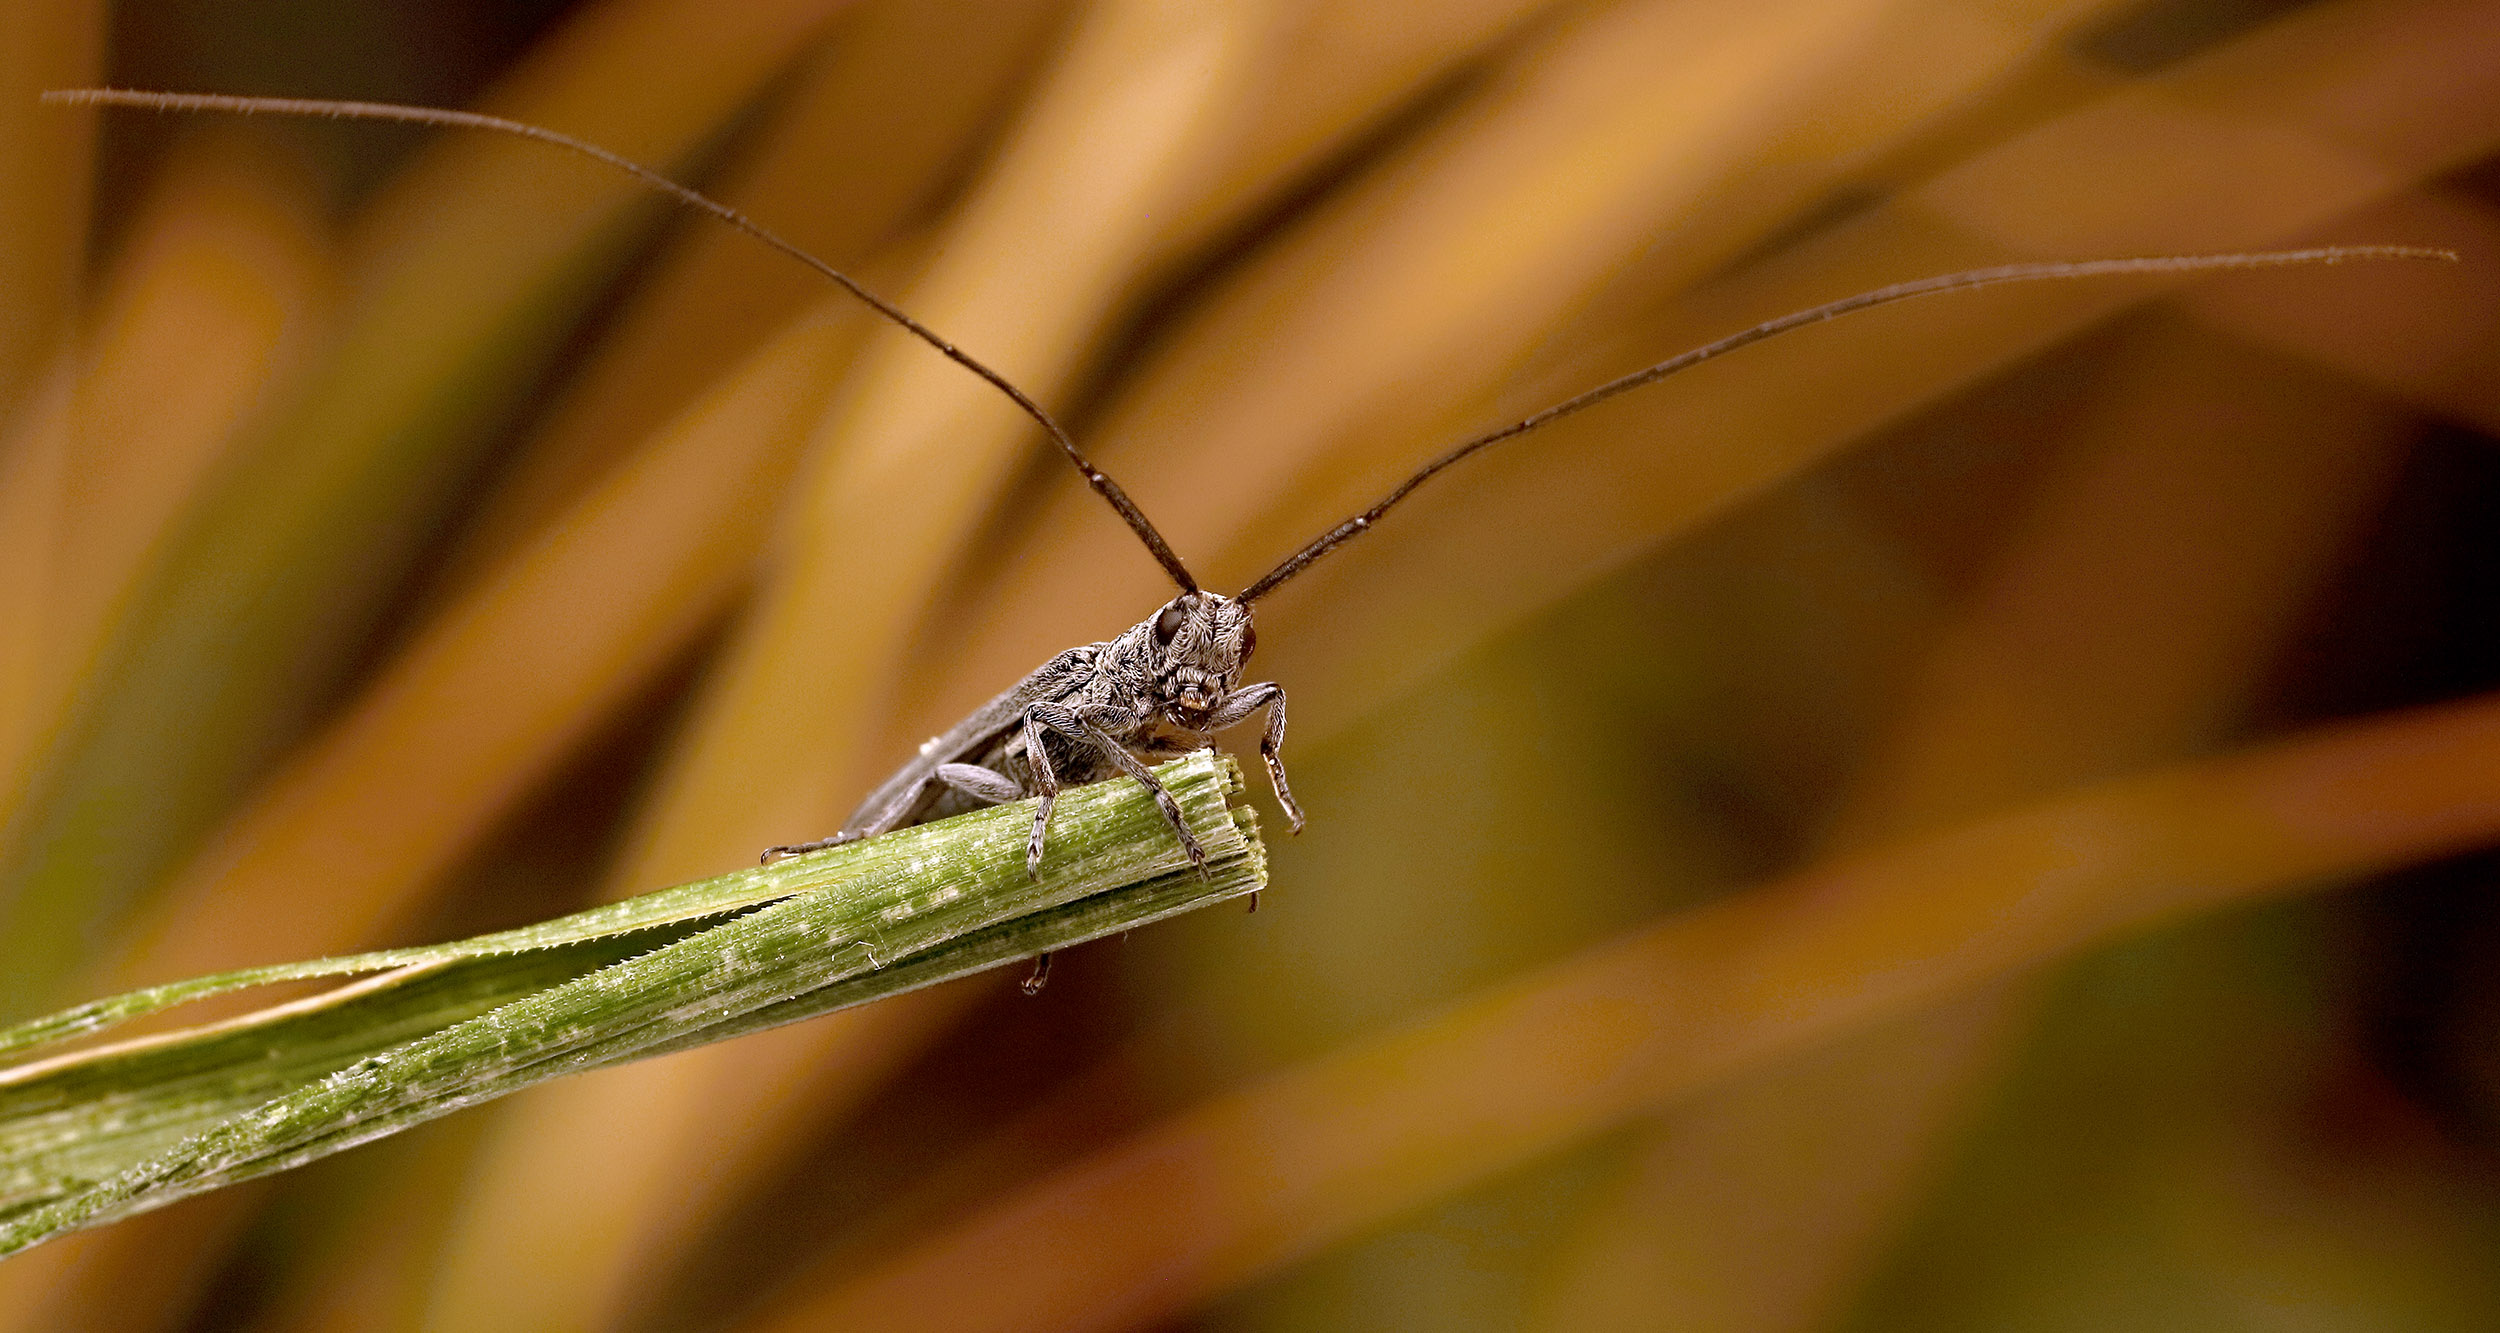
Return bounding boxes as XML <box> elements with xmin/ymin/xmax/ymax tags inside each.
<box><xmin>44</xmin><ymin>87</ymin><xmax>1204</xmax><ymax>594</ymax></box>
<box><xmin>1237</xmin><ymin>245</ymin><xmax>2455</xmax><ymax>603</ymax></box>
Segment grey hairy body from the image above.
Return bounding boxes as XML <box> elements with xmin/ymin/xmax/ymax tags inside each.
<box><xmin>765</xmin><ymin>591</ymin><xmax>1299</xmax><ymax>880</ymax></box>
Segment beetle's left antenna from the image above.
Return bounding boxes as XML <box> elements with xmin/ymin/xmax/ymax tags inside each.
<box><xmin>43</xmin><ymin>87</ymin><xmax>1204</xmax><ymax>595</ymax></box>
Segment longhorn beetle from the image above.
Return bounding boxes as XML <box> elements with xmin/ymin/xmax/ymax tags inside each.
<box><xmin>49</xmin><ymin>89</ymin><xmax>2450</xmax><ymax>992</ymax></box>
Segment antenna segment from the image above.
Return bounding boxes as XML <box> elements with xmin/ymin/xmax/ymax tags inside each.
<box><xmin>43</xmin><ymin>87</ymin><xmax>1203</xmax><ymax>593</ymax></box>
<box><xmin>49</xmin><ymin>90</ymin><xmax>2451</xmax><ymax>607</ymax></box>
<box><xmin>1237</xmin><ymin>244</ymin><xmax>2453</xmax><ymax>602</ymax></box>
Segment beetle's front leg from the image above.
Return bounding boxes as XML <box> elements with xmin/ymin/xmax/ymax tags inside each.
<box><xmin>1206</xmin><ymin>681</ymin><xmax>1304</xmax><ymax>833</ymax></box>
<box><xmin>1076</xmin><ymin>704</ymin><xmax>1208</xmax><ymax>872</ymax></box>
<box><xmin>1027</xmin><ymin>701</ymin><xmax>1208</xmax><ymax>874</ymax></box>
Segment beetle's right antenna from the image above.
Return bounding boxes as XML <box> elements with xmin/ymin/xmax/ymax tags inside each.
<box><xmin>1235</xmin><ymin>244</ymin><xmax>2457</xmax><ymax>603</ymax></box>
<box><xmin>43</xmin><ymin>87</ymin><xmax>1205</xmax><ymax>595</ymax></box>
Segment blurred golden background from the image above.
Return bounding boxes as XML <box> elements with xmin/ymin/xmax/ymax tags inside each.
<box><xmin>4</xmin><ymin>0</ymin><xmax>2500</xmax><ymax>1327</ymax></box>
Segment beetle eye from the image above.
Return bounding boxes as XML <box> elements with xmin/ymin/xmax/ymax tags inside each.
<box><xmin>1153</xmin><ymin>603</ymin><xmax>1187</xmax><ymax>644</ymax></box>
<box><xmin>1238</xmin><ymin>624</ymin><xmax>1256</xmax><ymax>659</ymax></box>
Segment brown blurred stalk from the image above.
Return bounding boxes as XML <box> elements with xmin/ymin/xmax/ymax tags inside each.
<box><xmin>788</xmin><ymin>682</ymin><xmax>2500</xmax><ymax>1332</ymax></box>
<box><xmin>1528</xmin><ymin>318</ymin><xmax>2413</xmax><ymax>1330</ymax></box>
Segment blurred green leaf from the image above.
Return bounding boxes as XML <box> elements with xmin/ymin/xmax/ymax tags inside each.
<box><xmin>0</xmin><ymin>4</ymin><xmax>854</xmax><ymax>1013</ymax></box>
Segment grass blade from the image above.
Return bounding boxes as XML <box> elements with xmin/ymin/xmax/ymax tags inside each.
<box><xmin>0</xmin><ymin>753</ymin><xmax>1261</xmax><ymax>1254</ymax></box>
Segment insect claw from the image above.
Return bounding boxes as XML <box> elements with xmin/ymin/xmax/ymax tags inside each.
<box><xmin>1263</xmin><ymin>754</ymin><xmax>1305</xmax><ymax>833</ymax></box>
<box><xmin>761</xmin><ymin>831</ymin><xmax>854</xmax><ymax>865</ymax></box>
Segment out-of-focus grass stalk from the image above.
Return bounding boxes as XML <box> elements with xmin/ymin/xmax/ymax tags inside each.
<box><xmin>884</xmin><ymin>416</ymin><xmax>1960</xmax><ymax>1331</ymax></box>
<box><xmin>0</xmin><ymin>157</ymin><xmax>332</xmax><ymax>1321</ymax></box>
<box><xmin>9</xmin><ymin>0</ymin><xmax>2485</xmax><ymax>1325</ymax></box>
<box><xmin>0</xmin><ymin>132</ymin><xmax>333</xmax><ymax>835</ymax></box>
<box><xmin>0</xmin><ymin>356</ymin><xmax>84</xmax><ymax>1328</ymax></box>
<box><xmin>35</xmin><ymin>134</ymin><xmax>331</xmax><ymax>721</ymax></box>
<box><xmin>0</xmin><ymin>0</ymin><xmax>102</xmax><ymax>416</ymax></box>
<box><xmin>0</xmin><ymin>0</ymin><xmax>104</xmax><ymax>894</ymax></box>
<box><xmin>0</xmin><ymin>190</ymin><xmax>881</xmax><ymax>1333</ymax></box>
<box><xmin>88</xmin><ymin>0</ymin><xmax>1054</xmax><ymax>1065</ymax></box>
<box><xmin>0</xmin><ymin>366</ymin><xmax>69</xmax><ymax>865</ymax></box>
<box><xmin>1828</xmin><ymin>334</ymin><xmax>2408</xmax><ymax>845</ymax></box>
<box><xmin>60</xmin><ymin>5</ymin><xmax>1593</xmax><ymax>1319</ymax></box>
<box><xmin>2181</xmin><ymin>186</ymin><xmax>2500</xmax><ymax>435</ymax></box>
<box><xmin>99</xmin><ymin>294</ymin><xmax>875</xmax><ymax>996</ymax></box>
<box><xmin>786</xmin><ymin>1</ymin><xmax>2127</xmax><ymax>1316</ymax></box>
<box><xmin>1151</xmin><ymin>0</ymin><xmax>1562</xmax><ymax>254</ymax></box>
<box><xmin>425</xmin><ymin>0</ymin><xmax>2030</xmax><ymax>1310</ymax></box>
<box><xmin>1527</xmin><ymin>991</ymin><xmax>2040</xmax><ymax>1333</ymax></box>
<box><xmin>443</xmin><ymin>0</ymin><xmax>2491</xmax><ymax>1316</ymax></box>
<box><xmin>1254</xmin><ymin>0</ymin><xmax>2500</xmax><ymax>740</ymax></box>
<box><xmin>0</xmin><ymin>5</ymin><xmax>862</xmax><ymax>1315</ymax></box>
<box><xmin>415</xmin><ymin>3</ymin><xmax>1292</xmax><ymax>1323</ymax></box>
<box><xmin>788</xmin><ymin>689</ymin><xmax>2500</xmax><ymax>1333</ymax></box>
<box><xmin>1527</xmin><ymin>320</ymin><xmax>2413</xmax><ymax>1329</ymax></box>
<box><xmin>0</xmin><ymin>0</ymin><xmax>861</xmax><ymax>1015</ymax></box>
<box><xmin>730</xmin><ymin>2</ymin><xmax>2490</xmax><ymax>1310</ymax></box>
<box><xmin>608</xmin><ymin>0</ymin><xmax>1276</xmax><ymax>902</ymax></box>
<box><xmin>947</xmin><ymin>0</ymin><xmax>2120</xmax><ymax>749</ymax></box>
<box><xmin>436</xmin><ymin>0</ymin><xmax>1072</xmax><ymax>583</ymax></box>
<box><xmin>43</xmin><ymin>7</ymin><xmax>1058</xmax><ymax>1312</ymax></box>
<box><xmin>458</xmin><ymin>0</ymin><xmax>1575</xmax><ymax>588</ymax></box>
<box><xmin>40</xmin><ymin>6</ymin><xmax>1585</xmax><ymax>1311</ymax></box>
<box><xmin>0</xmin><ymin>753</ymin><xmax>1259</xmax><ymax>1257</ymax></box>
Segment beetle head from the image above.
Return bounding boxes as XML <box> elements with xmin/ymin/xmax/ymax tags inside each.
<box><xmin>1147</xmin><ymin>591</ymin><xmax>1255</xmax><ymax>720</ymax></box>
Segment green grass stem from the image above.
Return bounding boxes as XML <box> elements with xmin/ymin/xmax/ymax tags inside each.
<box><xmin>0</xmin><ymin>753</ymin><xmax>1262</xmax><ymax>1254</ymax></box>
